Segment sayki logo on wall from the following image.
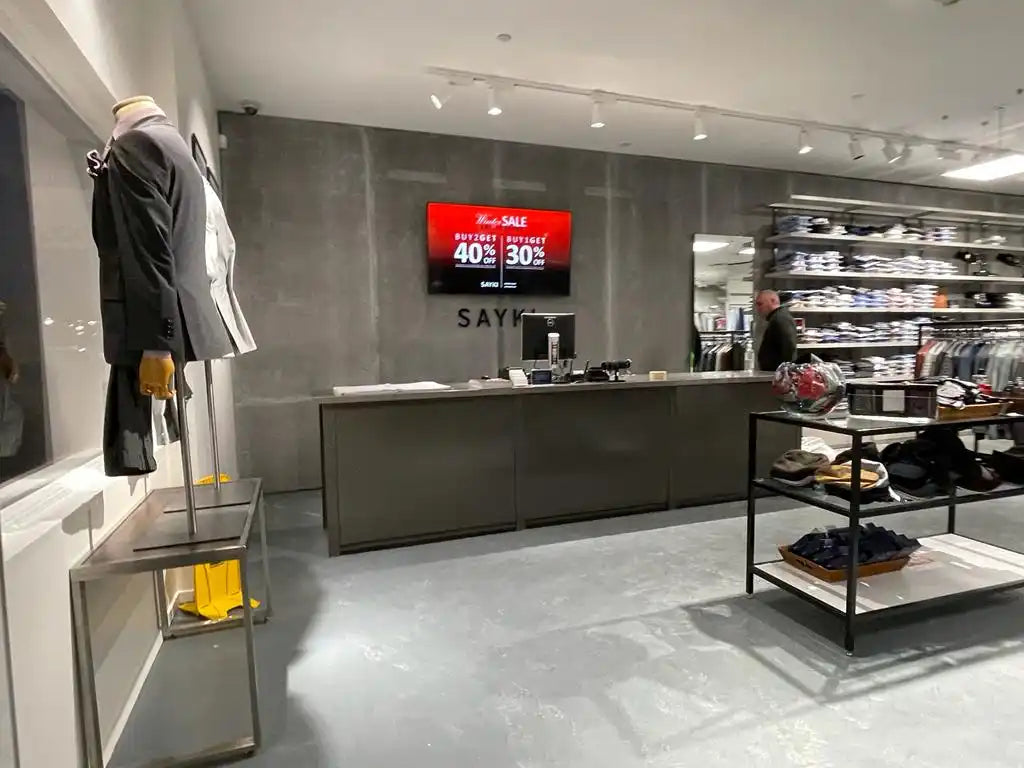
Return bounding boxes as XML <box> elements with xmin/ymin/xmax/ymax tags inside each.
<box><xmin>457</xmin><ymin>307</ymin><xmax>535</xmax><ymax>328</ymax></box>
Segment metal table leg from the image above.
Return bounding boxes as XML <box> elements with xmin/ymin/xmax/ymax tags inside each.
<box><xmin>152</xmin><ymin>570</ymin><xmax>171</xmax><ymax>639</ymax></box>
<box><xmin>258</xmin><ymin>494</ymin><xmax>274</xmax><ymax>619</ymax></box>
<box><xmin>745</xmin><ymin>413</ymin><xmax>758</xmax><ymax>595</ymax></box>
<box><xmin>844</xmin><ymin>434</ymin><xmax>862</xmax><ymax>655</ymax></box>
<box><xmin>239</xmin><ymin>552</ymin><xmax>262</xmax><ymax>748</ymax></box>
<box><xmin>71</xmin><ymin>581</ymin><xmax>103</xmax><ymax>768</ymax></box>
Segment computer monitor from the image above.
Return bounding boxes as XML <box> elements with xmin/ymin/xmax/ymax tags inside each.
<box><xmin>521</xmin><ymin>313</ymin><xmax>576</xmax><ymax>361</ymax></box>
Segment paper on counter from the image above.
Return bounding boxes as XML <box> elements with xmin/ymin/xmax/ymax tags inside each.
<box><xmin>332</xmin><ymin>381</ymin><xmax>451</xmax><ymax>396</ymax></box>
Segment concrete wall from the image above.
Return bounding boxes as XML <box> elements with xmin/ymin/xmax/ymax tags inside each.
<box><xmin>220</xmin><ymin>114</ymin><xmax>1024</xmax><ymax>492</ymax></box>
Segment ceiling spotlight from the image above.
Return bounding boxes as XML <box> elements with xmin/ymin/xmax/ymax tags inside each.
<box><xmin>798</xmin><ymin>127</ymin><xmax>813</xmax><ymax>155</ymax></box>
<box><xmin>430</xmin><ymin>76</ymin><xmax>471</xmax><ymax>111</ymax></box>
<box><xmin>935</xmin><ymin>144</ymin><xmax>962</xmax><ymax>162</ymax></box>
<box><xmin>848</xmin><ymin>134</ymin><xmax>865</xmax><ymax>161</ymax></box>
<box><xmin>487</xmin><ymin>85</ymin><xmax>503</xmax><ymax>117</ymax></box>
<box><xmin>693</xmin><ymin>111</ymin><xmax>708</xmax><ymax>141</ymax></box>
<box><xmin>882</xmin><ymin>138</ymin><xmax>903</xmax><ymax>164</ymax></box>
<box><xmin>590</xmin><ymin>94</ymin><xmax>607</xmax><ymax>129</ymax></box>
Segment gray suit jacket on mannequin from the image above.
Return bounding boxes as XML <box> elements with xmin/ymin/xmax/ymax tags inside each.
<box><xmin>93</xmin><ymin>115</ymin><xmax>232</xmax><ymax>365</ymax></box>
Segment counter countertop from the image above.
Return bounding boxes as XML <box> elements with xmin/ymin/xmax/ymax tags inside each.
<box><xmin>315</xmin><ymin>370</ymin><xmax>774</xmax><ymax>405</ymax></box>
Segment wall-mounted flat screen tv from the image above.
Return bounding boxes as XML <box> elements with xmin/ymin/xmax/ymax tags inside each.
<box><xmin>426</xmin><ymin>202</ymin><xmax>572</xmax><ymax>295</ymax></box>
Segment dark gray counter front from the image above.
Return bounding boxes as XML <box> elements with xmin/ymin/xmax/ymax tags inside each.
<box><xmin>319</xmin><ymin>373</ymin><xmax>797</xmax><ymax>555</ymax></box>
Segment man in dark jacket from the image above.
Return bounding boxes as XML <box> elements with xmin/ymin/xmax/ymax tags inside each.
<box><xmin>756</xmin><ymin>290</ymin><xmax>797</xmax><ymax>371</ymax></box>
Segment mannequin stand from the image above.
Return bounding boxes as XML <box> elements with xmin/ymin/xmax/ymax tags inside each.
<box><xmin>133</xmin><ymin>364</ymin><xmax>255</xmax><ymax>549</ymax></box>
<box><xmin>157</xmin><ymin>360</ymin><xmax>257</xmax><ymax>511</ymax></box>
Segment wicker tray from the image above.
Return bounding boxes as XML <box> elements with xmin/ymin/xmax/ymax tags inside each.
<box><xmin>937</xmin><ymin>402</ymin><xmax>1009</xmax><ymax>421</ymax></box>
<box><xmin>778</xmin><ymin>546</ymin><xmax>910</xmax><ymax>583</ymax></box>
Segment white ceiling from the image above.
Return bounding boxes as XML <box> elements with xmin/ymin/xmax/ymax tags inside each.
<box><xmin>187</xmin><ymin>0</ymin><xmax>1024</xmax><ymax>194</ymax></box>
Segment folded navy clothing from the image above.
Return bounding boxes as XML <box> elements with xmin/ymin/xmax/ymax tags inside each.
<box><xmin>789</xmin><ymin>524</ymin><xmax>920</xmax><ymax>570</ymax></box>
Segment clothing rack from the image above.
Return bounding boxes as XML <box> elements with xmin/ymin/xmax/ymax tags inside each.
<box><xmin>695</xmin><ymin>331</ymin><xmax>750</xmax><ymax>372</ymax></box>
<box><xmin>918</xmin><ymin>317</ymin><xmax>1024</xmax><ymax>347</ymax></box>
<box><xmin>916</xmin><ymin>317</ymin><xmax>1024</xmax><ymax>389</ymax></box>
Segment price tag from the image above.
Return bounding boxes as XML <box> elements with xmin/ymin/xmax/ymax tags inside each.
<box><xmin>882</xmin><ymin>389</ymin><xmax>905</xmax><ymax>413</ymax></box>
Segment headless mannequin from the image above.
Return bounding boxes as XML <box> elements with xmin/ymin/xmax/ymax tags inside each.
<box><xmin>111</xmin><ymin>96</ymin><xmax>176</xmax><ymax>401</ymax></box>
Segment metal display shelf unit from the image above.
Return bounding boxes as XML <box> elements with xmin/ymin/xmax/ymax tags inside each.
<box><xmin>768</xmin><ymin>194</ymin><xmax>1024</xmax><ymax>229</ymax></box>
<box><xmin>746</xmin><ymin>410</ymin><xmax>1024</xmax><ymax>655</ymax></box>
<box><xmin>792</xmin><ymin>307</ymin><xmax>1023</xmax><ymax>315</ymax></box>
<box><xmin>766</xmin><ymin>232</ymin><xmax>1024</xmax><ymax>253</ymax></box>
<box><xmin>70</xmin><ymin>480</ymin><xmax>272</xmax><ymax>768</ymax></box>
<box><xmin>797</xmin><ymin>341</ymin><xmax>917</xmax><ymax>350</ymax></box>
<box><xmin>766</xmin><ymin>271</ymin><xmax>1024</xmax><ymax>284</ymax></box>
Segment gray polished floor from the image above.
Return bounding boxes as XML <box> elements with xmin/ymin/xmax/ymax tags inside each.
<box><xmin>111</xmin><ymin>492</ymin><xmax>1024</xmax><ymax>767</ymax></box>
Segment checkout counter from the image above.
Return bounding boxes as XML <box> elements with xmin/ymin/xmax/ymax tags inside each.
<box><xmin>317</xmin><ymin>371</ymin><xmax>796</xmax><ymax>555</ymax></box>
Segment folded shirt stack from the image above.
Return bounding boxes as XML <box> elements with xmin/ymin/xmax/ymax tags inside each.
<box><xmin>773</xmin><ymin>249</ymin><xmax>843</xmax><ymax>273</ymax></box>
<box><xmin>975</xmin><ymin>234</ymin><xmax>1007</xmax><ymax>246</ymax></box>
<box><xmin>776</xmin><ymin>215</ymin><xmax>814</xmax><ymax>235</ymax></box>
<box><xmin>1000</xmin><ymin>292</ymin><xmax>1024</xmax><ymax>310</ymax></box>
<box><xmin>817</xmin><ymin>354</ymin><xmax>915</xmax><ymax>379</ymax></box>
<box><xmin>834</xmin><ymin>359</ymin><xmax>856</xmax><ymax>378</ymax></box>
<box><xmin>886</xmin><ymin>254</ymin><xmax>958</xmax><ymax>276</ymax></box>
<box><xmin>849</xmin><ymin>253</ymin><xmax>893</xmax><ymax>273</ymax></box>
<box><xmin>791</xmin><ymin>252</ymin><xmax>960</xmax><ymax>277</ymax></box>
<box><xmin>840</xmin><ymin>224</ymin><xmax>960</xmax><ymax>243</ymax></box>
<box><xmin>790</xmin><ymin>285</ymin><xmax>944</xmax><ymax>311</ymax></box>
<box><xmin>926</xmin><ymin>226</ymin><xmax>959</xmax><ymax>242</ymax></box>
<box><xmin>854</xmin><ymin>356</ymin><xmax>889</xmax><ymax>376</ymax></box>
<box><xmin>799</xmin><ymin>320</ymin><xmax>927</xmax><ymax>345</ymax></box>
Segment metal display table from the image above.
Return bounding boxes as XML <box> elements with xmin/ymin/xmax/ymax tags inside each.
<box><xmin>746</xmin><ymin>410</ymin><xmax>1024</xmax><ymax>655</ymax></box>
<box><xmin>70</xmin><ymin>479</ymin><xmax>271</xmax><ymax>767</ymax></box>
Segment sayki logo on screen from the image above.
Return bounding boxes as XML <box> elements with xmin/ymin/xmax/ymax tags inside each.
<box><xmin>476</xmin><ymin>213</ymin><xmax>528</xmax><ymax>228</ymax></box>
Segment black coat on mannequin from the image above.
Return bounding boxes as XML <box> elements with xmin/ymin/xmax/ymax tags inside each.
<box><xmin>92</xmin><ymin>114</ymin><xmax>232</xmax><ymax>364</ymax></box>
<box><xmin>91</xmin><ymin>113</ymin><xmax>232</xmax><ymax>475</ymax></box>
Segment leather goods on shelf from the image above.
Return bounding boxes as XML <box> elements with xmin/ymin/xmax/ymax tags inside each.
<box><xmin>814</xmin><ymin>464</ymin><xmax>879</xmax><ymax>488</ymax></box>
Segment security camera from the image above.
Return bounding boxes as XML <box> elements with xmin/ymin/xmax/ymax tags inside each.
<box><xmin>240</xmin><ymin>100</ymin><xmax>261</xmax><ymax>116</ymax></box>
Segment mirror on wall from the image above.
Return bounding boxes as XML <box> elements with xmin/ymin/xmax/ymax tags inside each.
<box><xmin>691</xmin><ymin>234</ymin><xmax>755</xmax><ymax>372</ymax></box>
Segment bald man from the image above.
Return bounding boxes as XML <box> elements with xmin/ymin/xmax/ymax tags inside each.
<box><xmin>755</xmin><ymin>290</ymin><xmax>797</xmax><ymax>371</ymax></box>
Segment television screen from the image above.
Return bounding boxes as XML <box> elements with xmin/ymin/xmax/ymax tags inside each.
<box><xmin>427</xmin><ymin>202</ymin><xmax>572</xmax><ymax>295</ymax></box>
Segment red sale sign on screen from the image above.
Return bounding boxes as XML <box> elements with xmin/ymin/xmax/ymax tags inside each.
<box><xmin>426</xmin><ymin>202</ymin><xmax>572</xmax><ymax>295</ymax></box>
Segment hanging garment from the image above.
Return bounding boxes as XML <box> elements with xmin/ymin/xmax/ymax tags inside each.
<box><xmin>103</xmin><ymin>366</ymin><xmax>157</xmax><ymax>476</ymax></box>
<box><xmin>202</xmin><ymin>177</ymin><xmax>256</xmax><ymax>356</ymax></box>
<box><xmin>102</xmin><ymin>366</ymin><xmax>189</xmax><ymax>477</ymax></box>
<box><xmin>916</xmin><ymin>336</ymin><xmax>1024</xmax><ymax>394</ymax></box>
